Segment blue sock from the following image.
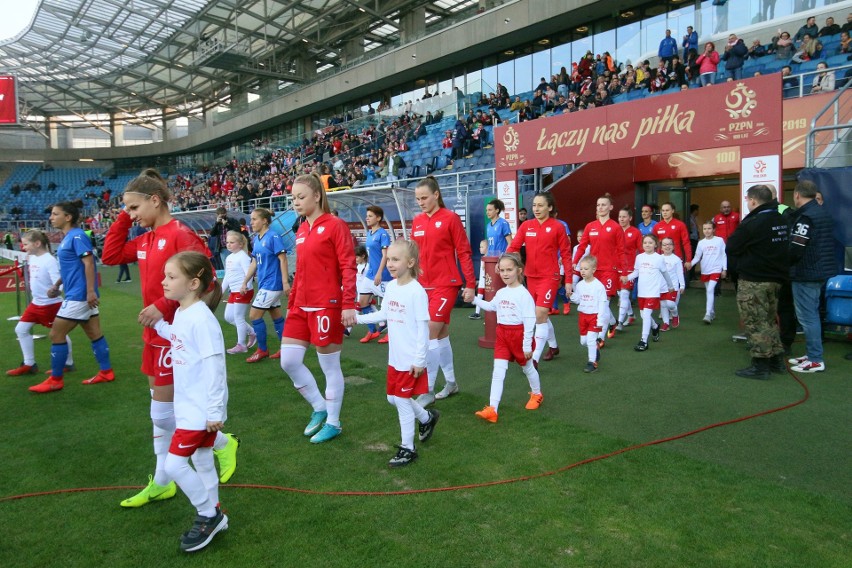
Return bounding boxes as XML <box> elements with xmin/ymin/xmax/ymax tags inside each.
<box><xmin>361</xmin><ymin>305</ymin><xmax>376</xmax><ymax>333</ymax></box>
<box><xmin>273</xmin><ymin>316</ymin><xmax>285</xmax><ymax>340</ymax></box>
<box><xmin>51</xmin><ymin>342</ymin><xmax>69</xmax><ymax>378</ymax></box>
<box><xmin>91</xmin><ymin>336</ymin><xmax>112</xmax><ymax>371</ymax></box>
<box><xmin>252</xmin><ymin>318</ymin><xmax>268</xmax><ymax>351</ymax></box>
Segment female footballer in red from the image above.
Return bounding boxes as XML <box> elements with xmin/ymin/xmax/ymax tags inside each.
<box><xmin>410</xmin><ymin>176</ymin><xmax>475</xmax><ymax>406</ymax></box>
<box><xmin>616</xmin><ymin>205</ymin><xmax>643</xmax><ymax>330</ymax></box>
<box><xmin>280</xmin><ymin>173</ymin><xmax>358</xmax><ymax>444</ymax></box>
<box><xmin>571</xmin><ymin>193</ymin><xmax>628</xmax><ymax>345</ymax></box>
<box><xmin>102</xmin><ymin>169</ymin><xmax>240</xmax><ymax>507</ymax></box>
<box><xmin>507</xmin><ymin>192</ymin><xmax>572</xmax><ymax>365</ymax></box>
<box><xmin>652</xmin><ymin>202</ymin><xmax>692</xmax><ymax>262</ymax></box>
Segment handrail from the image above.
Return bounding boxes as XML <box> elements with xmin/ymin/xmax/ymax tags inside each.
<box><xmin>805</xmin><ymin>77</ymin><xmax>852</xmax><ymax>167</ymax></box>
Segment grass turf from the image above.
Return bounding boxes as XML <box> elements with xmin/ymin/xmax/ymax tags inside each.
<box><xmin>1</xmin><ymin>264</ymin><xmax>850</xmax><ymax>567</ymax></box>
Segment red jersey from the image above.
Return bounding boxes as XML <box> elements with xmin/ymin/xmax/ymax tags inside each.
<box><xmin>652</xmin><ymin>218</ymin><xmax>692</xmax><ymax>260</ymax></box>
<box><xmin>623</xmin><ymin>226</ymin><xmax>643</xmax><ymax>257</ymax></box>
<box><xmin>102</xmin><ymin>211</ymin><xmax>209</xmax><ymax>344</ymax></box>
<box><xmin>288</xmin><ymin>213</ymin><xmax>357</xmax><ymax>310</ymax></box>
<box><xmin>508</xmin><ymin>217</ymin><xmax>572</xmax><ymax>279</ymax></box>
<box><xmin>711</xmin><ymin>212</ymin><xmax>741</xmax><ymax>242</ymax></box>
<box><xmin>572</xmin><ymin>218</ymin><xmax>628</xmax><ymax>275</ymax></box>
<box><xmin>411</xmin><ymin>208</ymin><xmax>475</xmax><ymax>289</ymax></box>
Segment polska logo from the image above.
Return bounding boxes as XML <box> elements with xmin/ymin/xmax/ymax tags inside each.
<box><xmin>753</xmin><ymin>160</ymin><xmax>767</xmax><ymax>174</ymax></box>
<box><xmin>157</xmin><ymin>238</ymin><xmax>167</xmax><ymax>250</ymax></box>
<box><xmin>503</xmin><ymin>127</ymin><xmax>520</xmax><ymax>152</ymax></box>
<box><xmin>725</xmin><ymin>83</ymin><xmax>758</xmax><ymax>120</ymax></box>
<box><xmin>606</xmin><ymin>227</ymin><xmax>611</xmax><ymax>232</ymax></box>
<box><xmin>317</xmin><ymin>226</ymin><xmax>325</xmax><ymax>234</ymax></box>
<box><xmin>435</xmin><ymin>221</ymin><xmax>442</xmax><ymax>228</ymax></box>
<box><xmin>545</xmin><ymin>227</ymin><xmax>552</xmax><ymax>232</ymax></box>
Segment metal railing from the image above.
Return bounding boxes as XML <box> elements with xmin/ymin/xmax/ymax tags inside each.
<box><xmin>805</xmin><ymin>77</ymin><xmax>852</xmax><ymax>168</ymax></box>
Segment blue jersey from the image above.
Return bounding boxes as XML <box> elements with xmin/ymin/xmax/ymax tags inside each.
<box><xmin>57</xmin><ymin>227</ymin><xmax>97</xmax><ymax>301</ymax></box>
<box><xmin>365</xmin><ymin>227</ymin><xmax>392</xmax><ymax>281</ymax></box>
<box><xmin>486</xmin><ymin>217</ymin><xmax>512</xmax><ymax>256</ymax></box>
<box><xmin>252</xmin><ymin>230</ymin><xmax>288</xmax><ymax>290</ymax></box>
<box><xmin>638</xmin><ymin>220</ymin><xmax>658</xmax><ymax>237</ymax></box>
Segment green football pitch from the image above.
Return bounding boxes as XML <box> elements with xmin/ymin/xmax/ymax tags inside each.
<box><xmin>1</xmin><ymin>263</ymin><xmax>850</xmax><ymax>567</ymax></box>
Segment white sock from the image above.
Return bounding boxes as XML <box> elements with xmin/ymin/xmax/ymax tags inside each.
<box><xmin>212</xmin><ymin>431</ymin><xmax>229</xmax><ymax>450</ymax></box>
<box><xmin>618</xmin><ymin>290</ymin><xmax>631</xmax><ymax>324</ymax></box>
<box><xmin>706</xmin><ymin>281</ymin><xmax>716</xmax><ymax>316</ymax></box>
<box><xmin>522</xmin><ymin>360</ymin><xmax>541</xmax><ymax>394</ymax></box>
<box><xmin>426</xmin><ymin>339</ymin><xmax>440</xmax><ymax>392</ymax></box>
<box><xmin>410</xmin><ymin>397</ymin><xmax>430</xmax><ymax>423</ymax></box>
<box><xmin>192</xmin><ymin>448</ymin><xmax>220</xmax><ymax>512</ymax></box>
<box><xmin>151</xmin><ymin>400</ymin><xmax>176</xmax><ymax>487</ymax></box>
<box><xmin>437</xmin><ymin>337</ymin><xmax>456</xmax><ymax>384</ymax></box>
<box><xmin>584</xmin><ymin>331</ymin><xmax>598</xmax><ymax>362</ymax></box>
<box><xmin>640</xmin><ymin>308</ymin><xmax>656</xmax><ymax>342</ymax></box>
<box><xmin>394</xmin><ymin>396</ymin><xmax>416</xmax><ymax>451</ymax></box>
<box><xmin>318</xmin><ymin>351</ymin><xmax>345</xmax><ymax>427</ymax></box>
<box><xmin>489</xmin><ymin>359</ymin><xmax>509</xmax><ymax>411</ymax></box>
<box><xmin>546</xmin><ymin>319</ymin><xmax>558</xmax><ymax>348</ymax></box>
<box><xmin>15</xmin><ymin>321</ymin><xmax>35</xmax><ymax>366</ymax></box>
<box><xmin>532</xmin><ymin>323</ymin><xmax>548</xmax><ymax>362</ymax></box>
<box><xmin>660</xmin><ymin>302</ymin><xmax>670</xmax><ymax>325</ymax></box>
<box><xmin>164</xmin><ymin>451</ymin><xmax>216</xmax><ymax>518</ymax></box>
<box><xmin>281</xmin><ymin>345</ymin><xmax>326</xmax><ymax>412</ymax></box>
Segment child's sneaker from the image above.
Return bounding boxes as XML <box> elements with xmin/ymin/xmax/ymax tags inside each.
<box><xmin>562</xmin><ymin>303</ymin><xmax>571</xmax><ymax>315</ymax></box>
<box><xmin>7</xmin><ymin>363</ymin><xmax>38</xmax><ymax>376</ymax></box>
<box><xmin>651</xmin><ymin>325</ymin><xmax>661</xmax><ymax>342</ymax></box>
<box><xmin>525</xmin><ymin>392</ymin><xmax>543</xmax><ymax>410</ymax></box>
<box><xmin>468</xmin><ymin>312</ymin><xmax>482</xmax><ymax>320</ymax></box>
<box><xmin>435</xmin><ymin>382</ymin><xmax>458</xmax><ymax>399</ymax></box>
<box><xmin>303</xmin><ymin>410</ymin><xmax>328</xmax><ymax>437</ymax></box>
<box><xmin>418</xmin><ymin>409</ymin><xmax>440</xmax><ymax>442</ymax></box>
<box><xmin>596</xmin><ymin>338</ymin><xmax>606</xmax><ymax>350</ymax></box>
<box><xmin>475</xmin><ymin>406</ymin><xmax>498</xmax><ymax>423</ymax></box>
<box><xmin>606</xmin><ymin>324</ymin><xmax>616</xmax><ymax>339</ymax></box>
<box><xmin>614</xmin><ymin>322</ymin><xmax>624</xmax><ymax>332</ymax></box>
<box><xmin>179</xmin><ymin>507</ymin><xmax>228</xmax><ymax>552</ymax></box>
<box><xmin>703</xmin><ymin>313</ymin><xmax>713</xmax><ymax>324</ymax></box>
<box><xmin>542</xmin><ymin>346</ymin><xmax>559</xmax><ymax>361</ymax></box>
<box><xmin>377</xmin><ymin>335</ymin><xmax>389</xmax><ymax>344</ymax></box>
<box><xmin>360</xmin><ymin>331</ymin><xmax>381</xmax><ymax>343</ymax></box>
<box><xmin>627</xmin><ymin>316</ymin><xmax>636</xmax><ymax>325</ymax></box>
<box><xmin>634</xmin><ymin>341</ymin><xmax>649</xmax><ymax>352</ymax></box>
<box><xmin>671</xmin><ymin>315</ymin><xmax>680</xmax><ymax>328</ymax></box>
<box><xmin>584</xmin><ymin>361</ymin><xmax>598</xmax><ymax>373</ymax></box>
<box><xmin>226</xmin><ymin>344</ymin><xmax>247</xmax><ymax>354</ymax></box>
<box><xmin>388</xmin><ymin>446</ymin><xmax>418</xmax><ymax>468</ymax></box>
<box><xmin>310</xmin><ymin>422</ymin><xmax>342</xmax><ymax>444</ymax></box>
<box><xmin>660</xmin><ymin>323</ymin><xmax>670</xmax><ymax>332</ymax></box>
<box><xmin>246</xmin><ymin>332</ymin><xmax>257</xmax><ymax>349</ymax></box>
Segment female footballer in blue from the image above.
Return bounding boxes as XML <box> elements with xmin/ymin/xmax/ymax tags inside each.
<box><xmin>29</xmin><ymin>200</ymin><xmax>115</xmax><ymax>393</ymax></box>
<box><xmin>240</xmin><ymin>208</ymin><xmax>290</xmax><ymax>363</ymax></box>
<box><xmin>358</xmin><ymin>205</ymin><xmax>393</xmax><ymax>343</ymax></box>
<box><xmin>486</xmin><ymin>199</ymin><xmax>512</xmax><ymax>256</ymax></box>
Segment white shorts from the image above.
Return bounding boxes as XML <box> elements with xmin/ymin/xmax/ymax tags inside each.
<box><xmin>251</xmin><ymin>288</ymin><xmax>283</xmax><ymax>310</ymax></box>
<box><xmin>357</xmin><ymin>279</ymin><xmax>387</xmax><ymax>298</ymax></box>
<box><xmin>57</xmin><ymin>299</ymin><xmax>100</xmax><ymax>321</ymax></box>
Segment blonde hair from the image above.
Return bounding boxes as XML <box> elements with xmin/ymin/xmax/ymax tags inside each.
<box><xmin>498</xmin><ymin>252</ymin><xmax>526</xmax><ymax>283</ymax></box>
<box><xmin>579</xmin><ymin>255</ymin><xmax>598</xmax><ymax>269</ymax></box>
<box><xmin>226</xmin><ymin>230</ymin><xmax>248</xmax><ymax>252</ymax></box>
<box><xmin>293</xmin><ymin>173</ymin><xmax>331</xmax><ymax>215</ymax></box>
<box><xmin>167</xmin><ymin>251</ymin><xmax>223</xmax><ymax>311</ymax></box>
<box><xmin>391</xmin><ymin>239</ymin><xmax>421</xmax><ymax>280</ymax></box>
<box><xmin>21</xmin><ymin>230</ymin><xmax>49</xmax><ymax>249</ymax></box>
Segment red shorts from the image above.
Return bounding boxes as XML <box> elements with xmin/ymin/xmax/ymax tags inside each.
<box><xmin>425</xmin><ymin>287</ymin><xmax>460</xmax><ymax>324</ymax></box>
<box><xmin>660</xmin><ymin>290</ymin><xmax>678</xmax><ymax>302</ymax></box>
<box><xmin>494</xmin><ymin>324</ymin><xmax>531</xmax><ymax>366</ymax></box>
<box><xmin>701</xmin><ymin>273</ymin><xmax>722</xmax><ymax>282</ymax></box>
<box><xmin>386</xmin><ymin>366</ymin><xmax>428</xmax><ymax>398</ymax></box>
<box><xmin>142</xmin><ymin>342</ymin><xmax>173</xmax><ymax>386</ymax></box>
<box><xmin>283</xmin><ymin>307</ymin><xmax>344</xmax><ymax>347</ymax></box>
<box><xmin>21</xmin><ymin>302</ymin><xmax>61</xmax><ymax>328</ymax></box>
<box><xmin>526</xmin><ymin>276</ymin><xmax>561</xmax><ymax>309</ymax></box>
<box><xmin>619</xmin><ymin>278</ymin><xmax>634</xmax><ymax>291</ymax></box>
<box><xmin>169</xmin><ymin>429</ymin><xmax>216</xmax><ymax>457</ymax></box>
<box><xmin>227</xmin><ymin>290</ymin><xmax>254</xmax><ymax>304</ymax></box>
<box><xmin>597</xmin><ymin>270</ymin><xmax>619</xmax><ymax>297</ymax></box>
<box><xmin>578</xmin><ymin>312</ymin><xmax>603</xmax><ymax>335</ymax></box>
<box><xmin>638</xmin><ymin>297</ymin><xmax>661</xmax><ymax>310</ymax></box>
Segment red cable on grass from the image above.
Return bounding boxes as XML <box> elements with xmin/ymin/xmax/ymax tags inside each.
<box><xmin>0</xmin><ymin>371</ymin><xmax>810</xmax><ymax>502</ymax></box>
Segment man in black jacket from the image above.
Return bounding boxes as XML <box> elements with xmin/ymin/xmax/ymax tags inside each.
<box><xmin>727</xmin><ymin>185</ymin><xmax>789</xmax><ymax>379</ymax></box>
<box><xmin>787</xmin><ymin>180</ymin><xmax>835</xmax><ymax>373</ymax></box>
<box><xmin>210</xmin><ymin>206</ymin><xmax>241</xmax><ymax>269</ymax></box>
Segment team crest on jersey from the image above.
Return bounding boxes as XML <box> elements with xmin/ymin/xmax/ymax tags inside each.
<box><xmin>157</xmin><ymin>238</ymin><xmax>167</xmax><ymax>250</ymax></box>
<box><xmin>606</xmin><ymin>227</ymin><xmax>611</xmax><ymax>232</ymax></box>
<box><xmin>317</xmin><ymin>226</ymin><xmax>325</xmax><ymax>234</ymax></box>
<box><xmin>435</xmin><ymin>221</ymin><xmax>442</xmax><ymax>228</ymax></box>
<box><xmin>545</xmin><ymin>227</ymin><xmax>552</xmax><ymax>232</ymax></box>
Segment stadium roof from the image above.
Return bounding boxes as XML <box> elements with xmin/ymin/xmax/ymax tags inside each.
<box><xmin>0</xmin><ymin>0</ymin><xmax>481</xmax><ymax>124</ymax></box>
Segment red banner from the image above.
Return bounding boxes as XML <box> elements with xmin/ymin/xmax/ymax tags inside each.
<box><xmin>495</xmin><ymin>75</ymin><xmax>783</xmax><ymax>171</ymax></box>
<box><xmin>0</xmin><ymin>75</ymin><xmax>19</xmax><ymax>125</ymax></box>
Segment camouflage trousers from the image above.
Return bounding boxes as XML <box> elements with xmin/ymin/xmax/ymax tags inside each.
<box><xmin>736</xmin><ymin>279</ymin><xmax>784</xmax><ymax>358</ymax></box>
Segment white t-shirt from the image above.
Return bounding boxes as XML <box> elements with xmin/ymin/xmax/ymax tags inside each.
<box><xmin>28</xmin><ymin>252</ymin><xmax>62</xmax><ymax>306</ymax></box>
<box><xmin>629</xmin><ymin>252</ymin><xmax>674</xmax><ymax>298</ymax></box>
<box><xmin>570</xmin><ymin>278</ymin><xmax>609</xmax><ymax>328</ymax></box>
<box><xmin>222</xmin><ymin>249</ymin><xmax>252</xmax><ymax>295</ymax></box>
<box><xmin>660</xmin><ymin>253</ymin><xmax>686</xmax><ymax>293</ymax></box>
<box><xmin>473</xmin><ymin>284</ymin><xmax>536</xmax><ymax>352</ymax></box>
<box><xmin>691</xmin><ymin>237</ymin><xmax>727</xmax><ymax>275</ymax></box>
<box><xmin>357</xmin><ymin>279</ymin><xmax>429</xmax><ymax>371</ymax></box>
<box><xmin>155</xmin><ymin>301</ymin><xmax>228</xmax><ymax>430</ymax></box>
